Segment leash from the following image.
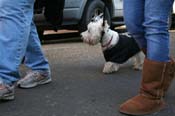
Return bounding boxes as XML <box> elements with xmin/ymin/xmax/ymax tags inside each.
<box><xmin>101</xmin><ymin>35</ymin><xmax>113</xmax><ymax>48</ymax></box>
<box><xmin>102</xmin><ymin>3</ymin><xmax>106</xmax><ymax>27</ymax></box>
<box><xmin>100</xmin><ymin>3</ymin><xmax>107</xmax><ymax>43</ymax></box>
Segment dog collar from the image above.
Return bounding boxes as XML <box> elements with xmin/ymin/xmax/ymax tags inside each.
<box><xmin>101</xmin><ymin>35</ymin><xmax>113</xmax><ymax>48</ymax></box>
<box><xmin>100</xmin><ymin>30</ymin><xmax>105</xmax><ymax>43</ymax></box>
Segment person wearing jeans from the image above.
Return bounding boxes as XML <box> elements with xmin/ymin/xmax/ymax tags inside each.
<box><xmin>119</xmin><ymin>0</ymin><xmax>175</xmax><ymax>115</ymax></box>
<box><xmin>0</xmin><ymin>0</ymin><xmax>51</xmax><ymax>101</ymax></box>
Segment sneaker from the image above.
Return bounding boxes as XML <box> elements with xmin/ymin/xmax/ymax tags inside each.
<box><xmin>17</xmin><ymin>70</ymin><xmax>52</xmax><ymax>88</ymax></box>
<box><xmin>0</xmin><ymin>83</ymin><xmax>15</xmax><ymax>101</ymax></box>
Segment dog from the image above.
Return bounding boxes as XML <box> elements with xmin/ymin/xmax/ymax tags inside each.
<box><xmin>81</xmin><ymin>16</ymin><xmax>143</xmax><ymax>74</ymax></box>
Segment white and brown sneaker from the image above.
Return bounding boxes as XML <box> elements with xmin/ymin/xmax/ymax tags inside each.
<box><xmin>17</xmin><ymin>70</ymin><xmax>52</xmax><ymax>89</ymax></box>
<box><xmin>0</xmin><ymin>83</ymin><xmax>14</xmax><ymax>101</ymax></box>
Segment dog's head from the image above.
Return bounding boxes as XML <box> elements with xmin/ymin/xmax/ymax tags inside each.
<box><xmin>81</xmin><ymin>17</ymin><xmax>110</xmax><ymax>45</ymax></box>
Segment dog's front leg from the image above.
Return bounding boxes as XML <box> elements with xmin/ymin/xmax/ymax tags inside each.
<box><xmin>103</xmin><ymin>61</ymin><xmax>120</xmax><ymax>74</ymax></box>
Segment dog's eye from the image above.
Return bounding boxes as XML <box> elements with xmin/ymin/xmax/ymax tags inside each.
<box><xmin>88</xmin><ymin>30</ymin><xmax>90</xmax><ymax>33</ymax></box>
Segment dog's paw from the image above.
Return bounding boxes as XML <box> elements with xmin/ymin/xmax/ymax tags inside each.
<box><xmin>133</xmin><ymin>64</ymin><xmax>143</xmax><ymax>71</ymax></box>
<box><xmin>103</xmin><ymin>62</ymin><xmax>120</xmax><ymax>74</ymax></box>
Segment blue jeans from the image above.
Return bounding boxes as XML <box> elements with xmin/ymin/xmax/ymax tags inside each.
<box><xmin>124</xmin><ymin>0</ymin><xmax>174</xmax><ymax>62</ymax></box>
<box><xmin>0</xmin><ymin>0</ymin><xmax>50</xmax><ymax>85</ymax></box>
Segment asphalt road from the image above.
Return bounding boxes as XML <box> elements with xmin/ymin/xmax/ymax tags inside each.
<box><xmin>0</xmin><ymin>31</ymin><xmax>175</xmax><ymax>116</ymax></box>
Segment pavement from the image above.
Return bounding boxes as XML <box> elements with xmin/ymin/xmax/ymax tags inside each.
<box><xmin>0</xmin><ymin>32</ymin><xmax>175</xmax><ymax>116</ymax></box>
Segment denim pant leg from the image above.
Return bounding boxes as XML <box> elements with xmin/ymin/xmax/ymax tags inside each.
<box><xmin>0</xmin><ymin>0</ymin><xmax>35</xmax><ymax>84</ymax></box>
<box><xmin>123</xmin><ymin>0</ymin><xmax>146</xmax><ymax>49</ymax></box>
<box><xmin>144</xmin><ymin>0</ymin><xmax>174</xmax><ymax>62</ymax></box>
<box><xmin>24</xmin><ymin>21</ymin><xmax>50</xmax><ymax>72</ymax></box>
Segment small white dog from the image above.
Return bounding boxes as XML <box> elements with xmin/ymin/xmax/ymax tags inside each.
<box><xmin>81</xmin><ymin>17</ymin><xmax>143</xmax><ymax>74</ymax></box>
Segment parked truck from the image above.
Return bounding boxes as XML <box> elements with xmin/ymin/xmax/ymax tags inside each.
<box><xmin>34</xmin><ymin>0</ymin><xmax>175</xmax><ymax>38</ymax></box>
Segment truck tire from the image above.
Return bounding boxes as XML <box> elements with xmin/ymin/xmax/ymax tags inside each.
<box><xmin>79</xmin><ymin>0</ymin><xmax>111</xmax><ymax>33</ymax></box>
<box><xmin>37</xmin><ymin>28</ymin><xmax>44</xmax><ymax>43</ymax></box>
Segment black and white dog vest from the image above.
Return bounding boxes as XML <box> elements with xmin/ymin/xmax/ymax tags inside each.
<box><xmin>103</xmin><ymin>34</ymin><xmax>140</xmax><ymax>64</ymax></box>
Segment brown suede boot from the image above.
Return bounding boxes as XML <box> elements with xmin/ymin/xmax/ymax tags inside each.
<box><xmin>140</xmin><ymin>48</ymin><xmax>175</xmax><ymax>95</ymax></box>
<box><xmin>119</xmin><ymin>58</ymin><xmax>175</xmax><ymax>115</ymax></box>
<box><xmin>163</xmin><ymin>58</ymin><xmax>175</xmax><ymax>94</ymax></box>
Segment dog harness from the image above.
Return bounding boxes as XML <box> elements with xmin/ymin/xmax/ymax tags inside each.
<box><xmin>103</xmin><ymin>34</ymin><xmax>141</xmax><ymax>64</ymax></box>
